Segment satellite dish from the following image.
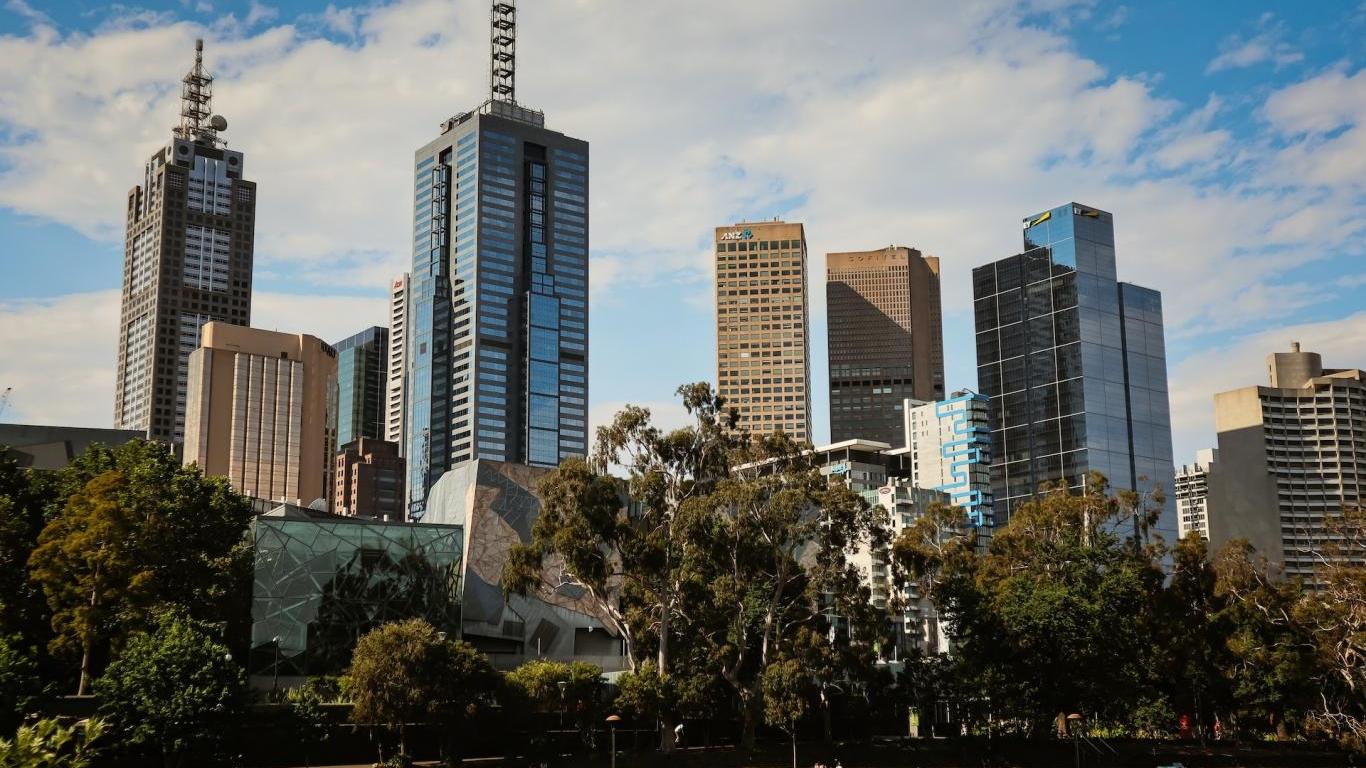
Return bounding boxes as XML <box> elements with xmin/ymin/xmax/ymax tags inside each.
<box><xmin>209</xmin><ymin>114</ymin><xmax>228</xmax><ymax>131</ymax></box>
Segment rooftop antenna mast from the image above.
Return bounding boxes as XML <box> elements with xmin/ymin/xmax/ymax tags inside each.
<box><xmin>176</xmin><ymin>39</ymin><xmax>225</xmax><ymax>146</ymax></box>
<box><xmin>490</xmin><ymin>1</ymin><xmax>516</xmax><ymax>104</ymax></box>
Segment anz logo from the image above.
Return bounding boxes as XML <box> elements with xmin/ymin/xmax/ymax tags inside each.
<box><xmin>720</xmin><ymin>228</ymin><xmax>754</xmax><ymax>241</ymax></box>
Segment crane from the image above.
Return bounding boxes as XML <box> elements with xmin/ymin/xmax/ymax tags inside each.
<box><xmin>0</xmin><ymin>387</ymin><xmax>10</xmax><ymax>419</ymax></box>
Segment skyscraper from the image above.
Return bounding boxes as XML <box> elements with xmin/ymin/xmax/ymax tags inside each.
<box><xmin>827</xmin><ymin>246</ymin><xmax>943</xmax><ymax>444</ymax></box>
<box><xmin>183</xmin><ymin>322</ymin><xmax>337</xmax><ymax>508</ymax></box>
<box><xmin>386</xmin><ymin>273</ymin><xmax>410</xmax><ymax>452</ymax></box>
<box><xmin>972</xmin><ymin>203</ymin><xmax>1175</xmax><ymax>538</ymax></box>
<box><xmin>1203</xmin><ymin>345</ymin><xmax>1365</xmax><ymax>581</ymax></box>
<box><xmin>406</xmin><ymin>2</ymin><xmax>588</xmax><ymax>518</ymax></box>
<box><xmin>714</xmin><ymin>220</ymin><xmax>812</xmax><ymax>442</ymax></box>
<box><xmin>114</xmin><ymin>40</ymin><xmax>255</xmax><ymax>443</ymax></box>
<box><xmin>901</xmin><ymin>392</ymin><xmax>994</xmax><ymax>530</ymax></box>
<box><xmin>1176</xmin><ymin>448</ymin><xmax>1217</xmax><ymax>540</ymax></box>
<box><xmin>334</xmin><ymin>326</ymin><xmax>388</xmax><ymax>448</ymax></box>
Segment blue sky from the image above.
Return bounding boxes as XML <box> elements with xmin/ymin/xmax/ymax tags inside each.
<box><xmin>1</xmin><ymin>0</ymin><xmax>1363</xmax><ymax>464</ymax></box>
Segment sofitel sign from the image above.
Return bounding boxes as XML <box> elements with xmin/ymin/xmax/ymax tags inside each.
<box><xmin>719</xmin><ymin>228</ymin><xmax>754</xmax><ymax>241</ymax></box>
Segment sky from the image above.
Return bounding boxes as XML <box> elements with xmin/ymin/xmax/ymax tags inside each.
<box><xmin>0</xmin><ymin>0</ymin><xmax>1363</xmax><ymax>466</ymax></box>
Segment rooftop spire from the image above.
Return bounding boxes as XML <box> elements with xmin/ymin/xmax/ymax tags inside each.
<box><xmin>176</xmin><ymin>38</ymin><xmax>225</xmax><ymax>146</ymax></box>
<box><xmin>490</xmin><ymin>1</ymin><xmax>516</xmax><ymax>104</ymax></box>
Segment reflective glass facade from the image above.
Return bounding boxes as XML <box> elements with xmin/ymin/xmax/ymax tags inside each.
<box><xmin>972</xmin><ymin>203</ymin><xmax>1175</xmax><ymax>539</ymax></box>
<box><xmin>334</xmin><ymin>326</ymin><xmax>388</xmax><ymax>448</ymax></box>
<box><xmin>249</xmin><ymin>514</ymin><xmax>463</xmax><ymax>679</ymax></box>
<box><xmin>406</xmin><ymin>105</ymin><xmax>588</xmax><ymax>518</ymax></box>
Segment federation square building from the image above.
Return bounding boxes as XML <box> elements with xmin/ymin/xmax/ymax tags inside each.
<box><xmin>405</xmin><ymin>77</ymin><xmax>588</xmax><ymax>518</ymax></box>
<box><xmin>972</xmin><ymin>203</ymin><xmax>1176</xmax><ymax>541</ymax></box>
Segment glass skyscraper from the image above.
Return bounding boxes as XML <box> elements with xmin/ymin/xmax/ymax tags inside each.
<box><xmin>334</xmin><ymin>326</ymin><xmax>388</xmax><ymax>448</ymax></box>
<box><xmin>972</xmin><ymin>203</ymin><xmax>1175</xmax><ymax>540</ymax></box>
<box><xmin>406</xmin><ymin>100</ymin><xmax>588</xmax><ymax>519</ymax></box>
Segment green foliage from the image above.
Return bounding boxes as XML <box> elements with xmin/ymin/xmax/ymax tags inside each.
<box><xmin>503</xmin><ymin>658</ymin><xmax>603</xmax><ymax>713</ymax></box>
<box><xmin>0</xmin><ymin>453</ymin><xmax>55</xmax><ymax>646</ymax></box>
<box><xmin>613</xmin><ymin>660</ymin><xmax>672</xmax><ymax>721</ymax></box>
<box><xmin>27</xmin><ymin>440</ymin><xmax>253</xmax><ymax>692</ymax></box>
<box><xmin>347</xmin><ymin>619</ymin><xmax>495</xmax><ymax>759</ymax></box>
<box><xmin>761</xmin><ymin>657</ymin><xmax>809</xmax><ymax>732</ymax></box>
<box><xmin>0</xmin><ymin>637</ymin><xmax>42</xmax><ymax>734</ymax></box>
<box><xmin>94</xmin><ymin>610</ymin><xmax>245</xmax><ymax>764</ymax></box>
<box><xmin>0</xmin><ymin>717</ymin><xmax>103</xmax><ymax>768</ymax></box>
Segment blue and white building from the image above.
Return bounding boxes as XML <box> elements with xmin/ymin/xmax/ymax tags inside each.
<box><xmin>405</xmin><ymin>93</ymin><xmax>589</xmax><ymax>518</ymax></box>
<box><xmin>902</xmin><ymin>391</ymin><xmax>994</xmax><ymax>532</ymax></box>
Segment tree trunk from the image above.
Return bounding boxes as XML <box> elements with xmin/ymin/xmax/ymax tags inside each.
<box><xmin>740</xmin><ymin>694</ymin><xmax>759</xmax><ymax>751</ymax></box>
<box><xmin>791</xmin><ymin>725</ymin><xmax>798</xmax><ymax>768</ymax></box>
<box><xmin>821</xmin><ymin>691</ymin><xmax>833</xmax><ymax>743</ymax></box>
<box><xmin>77</xmin><ymin>640</ymin><xmax>92</xmax><ymax>696</ymax></box>
<box><xmin>399</xmin><ymin>724</ymin><xmax>408</xmax><ymax>758</ymax></box>
<box><xmin>658</xmin><ymin>605</ymin><xmax>674</xmax><ymax>753</ymax></box>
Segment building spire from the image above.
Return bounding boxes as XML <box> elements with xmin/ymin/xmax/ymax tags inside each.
<box><xmin>176</xmin><ymin>38</ymin><xmax>225</xmax><ymax>146</ymax></box>
<box><xmin>490</xmin><ymin>1</ymin><xmax>516</xmax><ymax>104</ymax></box>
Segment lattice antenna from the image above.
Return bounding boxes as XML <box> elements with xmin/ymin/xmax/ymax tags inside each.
<box><xmin>176</xmin><ymin>39</ymin><xmax>221</xmax><ymax>145</ymax></box>
<box><xmin>490</xmin><ymin>1</ymin><xmax>516</xmax><ymax>104</ymax></box>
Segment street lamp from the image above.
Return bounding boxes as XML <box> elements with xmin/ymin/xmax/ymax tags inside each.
<box><xmin>1067</xmin><ymin>713</ymin><xmax>1084</xmax><ymax>768</ymax></box>
<box><xmin>606</xmin><ymin>714</ymin><xmax>622</xmax><ymax>768</ymax></box>
<box><xmin>557</xmin><ymin>680</ymin><xmax>568</xmax><ymax>730</ymax></box>
<box><xmin>271</xmin><ymin>635</ymin><xmax>282</xmax><ymax>700</ymax></box>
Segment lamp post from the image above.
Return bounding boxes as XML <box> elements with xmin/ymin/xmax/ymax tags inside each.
<box><xmin>270</xmin><ymin>635</ymin><xmax>282</xmax><ymax>700</ymax></box>
<box><xmin>606</xmin><ymin>714</ymin><xmax>621</xmax><ymax>768</ymax></box>
<box><xmin>557</xmin><ymin>680</ymin><xmax>568</xmax><ymax>730</ymax></box>
<box><xmin>1067</xmin><ymin>713</ymin><xmax>1084</xmax><ymax>768</ymax></box>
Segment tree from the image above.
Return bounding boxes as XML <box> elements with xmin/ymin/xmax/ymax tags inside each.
<box><xmin>1213</xmin><ymin>539</ymin><xmax>1319</xmax><ymax>739</ymax></box>
<box><xmin>0</xmin><ymin>636</ymin><xmax>42</xmax><ymax>735</ymax></box>
<box><xmin>27</xmin><ymin>440</ymin><xmax>254</xmax><ymax>692</ymax></box>
<box><xmin>347</xmin><ymin>619</ymin><xmax>495</xmax><ymax>763</ymax></box>
<box><xmin>680</xmin><ymin>433</ymin><xmax>889</xmax><ymax>748</ymax></box>
<box><xmin>504</xmin><ymin>658</ymin><xmax>604</xmax><ymax>749</ymax></box>
<box><xmin>0</xmin><ymin>717</ymin><xmax>103</xmax><ymax>768</ymax></box>
<box><xmin>503</xmin><ymin>383</ymin><xmax>740</xmax><ymax>752</ymax></box>
<box><xmin>1296</xmin><ymin>506</ymin><xmax>1366</xmax><ymax>749</ymax></box>
<box><xmin>900</xmin><ymin>475</ymin><xmax>1166</xmax><ymax>735</ymax></box>
<box><xmin>28</xmin><ymin>471</ymin><xmax>150</xmax><ymax>695</ymax></box>
<box><xmin>94</xmin><ymin>610</ymin><xmax>246</xmax><ymax>768</ymax></box>
<box><xmin>0</xmin><ymin>452</ymin><xmax>55</xmax><ymax>647</ymax></box>
<box><xmin>761</xmin><ymin>658</ymin><xmax>809</xmax><ymax>768</ymax></box>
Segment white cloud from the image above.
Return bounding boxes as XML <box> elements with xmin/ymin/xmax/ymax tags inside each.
<box><xmin>1206</xmin><ymin>15</ymin><xmax>1304</xmax><ymax>73</ymax></box>
<box><xmin>1167</xmin><ymin>312</ymin><xmax>1366</xmax><ymax>462</ymax></box>
<box><xmin>0</xmin><ymin>290</ymin><xmax>385</xmax><ymax>428</ymax></box>
<box><xmin>0</xmin><ymin>1</ymin><xmax>1363</xmax><ymax>439</ymax></box>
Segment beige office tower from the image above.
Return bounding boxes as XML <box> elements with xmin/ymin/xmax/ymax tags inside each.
<box><xmin>1205</xmin><ymin>344</ymin><xmax>1365</xmax><ymax>581</ymax></box>
<box><xmin>827</xmin><ymin>247</ymin><xmax>943</xmax><ymax>445</ymax></box>
<box><xmin>714</xmin><ymin>220</ymin><xmax>811</xmax><ymax>441</ymax></box>
<box><xmin>183</xmin><ymin>322</ymin><xmax>339</xmax><ymax>508</ymax></box>
<box><xmin>386</xmin><ymin>273</ymin><xmax>410</xmax><ymax>452</ymax></box>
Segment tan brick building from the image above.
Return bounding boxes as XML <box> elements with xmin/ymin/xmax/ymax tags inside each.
<box><xmin>714</xmin><ymin>220</ymin><xmax>811</xmax><ymax>442</ymax></box>
<box><xmin>335</xmin><ymin>438</ymin><xmax>405</xmax><ymax>521</ymax></box>
<box><xmin>183</xmin><ymin>322</ymin><xmax>338</xmax><ymax>508</ymax></box>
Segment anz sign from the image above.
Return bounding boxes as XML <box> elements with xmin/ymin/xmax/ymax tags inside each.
<box><xmin>719</xmin><ymin>228</ymin><xmax>754</xmax><ymax>241</ymax></box>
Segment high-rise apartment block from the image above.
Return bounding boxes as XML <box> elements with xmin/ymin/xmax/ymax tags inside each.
<box><xmin>406</xmin><ymin>5</ymin><xmax>588</xmax><ymax>518</ymax></box>
<box><xmin>714</xmin><ymin>221</ymin><xmax>812</xmax><ymax>442</ymax></box>
<box><xmin>1175</xmin><ymin>448</ymin><xmax>1217</xmax><ymax>540</ymax></box>
<box><xmin>335</xmin><ymin>326</ymin><xmax>388</xmax><ymax>447</ymax></box>
<box><xmin>972</xmin><ymin>203</ymin><xmax>1175</xmax><ymax>539</ymax></box>
<box><xmin>900</xmin><ymin>391</ymin><xmax>994</xmax><ymax>529</ymax></box>
<box><xmin>183</xmin><ymin>322</ymin><xmax>338</xmax><ymax>508</ymax></box>
<box><xmin>114</xmin><ymin>41</ymin><xmax>255</xmax><ymax>443</ymax></box>
<box><xmin>335</xmin><ymin>437</ymin><xmax>405</xmax><ymax>521</ymax></box>
<box><xmin>827</xmin><ymin>247</ymin><xmax>943</xmax><ymax>445</ymax></box>
<box><xmin>386</xmin><ymin>273</ymin><xmax>410</xmax><ymax>451</ymax></box>
<box><xmin>1203</xmin><ymin>345</ymin><xmax>1365</xmax><ymax>580</ymax></box>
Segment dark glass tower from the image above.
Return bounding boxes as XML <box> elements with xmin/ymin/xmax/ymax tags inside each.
<box><xmin>405</xmin><ymin>6</ymin><xmax>588</xmax><ymax>518</ymax></box>
<box><xmin>972</xmin><ymin>203</ymin><xmax>1175</xmax><ymax>540</ymax></box>
<box><xmin>334</xmin><ymin>326</ymin><xmax>388</xmax><ymax>447</ymax></box>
